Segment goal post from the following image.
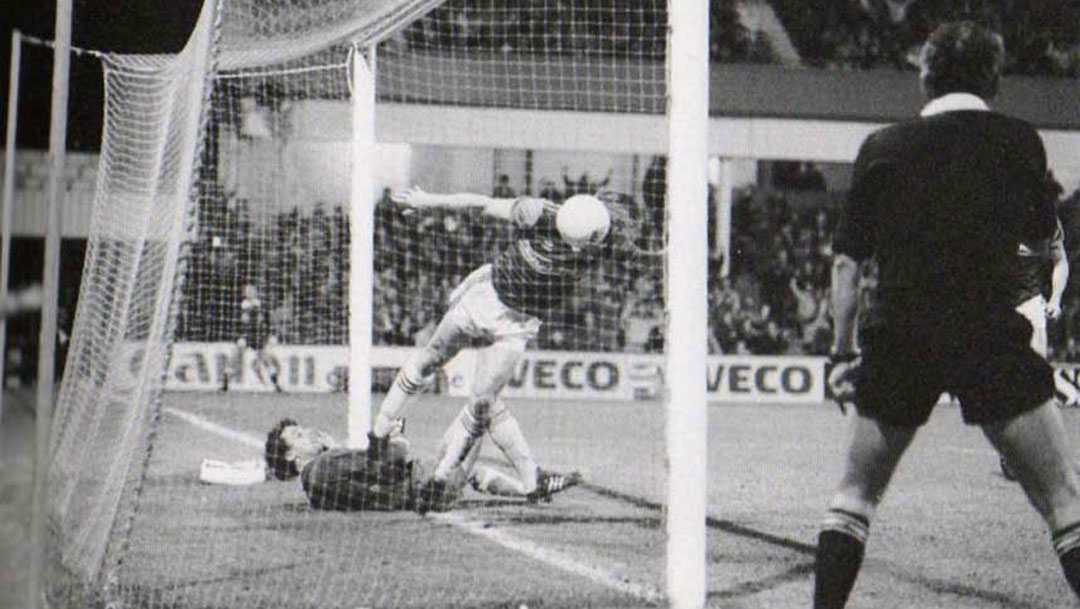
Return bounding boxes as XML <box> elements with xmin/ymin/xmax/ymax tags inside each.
<box><xmin>0</xmin><ymin>29</ymin><xmax>22</xmax><ymax>425</ymax></box>
<box><xmin>665</xmin><ymin>2</ymin><xmax>710</xmax><ymax>607</ymax></box>
<box><xmin>32</xmin><ymin>0</ymin><xmax>73</xmax><ymax>606</ymax></box>
<box><xmin>44</xmin><ymin>0</ymin><xmax>222</xmax><ymax>604</ymax></box>
<box><xmin>348</xmin><ymin>43</ymin><xmax>376</xmax><ymax>448</ymax></box>
<box><xmin>41</xmin><ymin>1</ymin><xmax>715</xmax><ymax>607</ymax></box>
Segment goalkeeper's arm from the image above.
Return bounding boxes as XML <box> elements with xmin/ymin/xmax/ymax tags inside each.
<box><xmin>391</xmin><ymin>186</ymin><xmax>519</xmax><ymax>221</ymax></box>
<box><xmin>1048</xmin><ymin>232</ymin><xmax>1069</xmax><ymax>319</ymax></box>
<box><xmin>829</xmin><ymin>253</ymin><xmax>860</xmax><ymax>355</ymax></box>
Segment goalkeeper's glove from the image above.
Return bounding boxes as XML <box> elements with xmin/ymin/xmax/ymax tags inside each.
<box><xmin>827</xmin><ymin>351</ymin><xmax>861</xmax><ymax>413</ymax></box>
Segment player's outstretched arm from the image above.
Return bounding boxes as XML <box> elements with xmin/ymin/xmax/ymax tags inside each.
<box><xmin>827</xmin><ymin>253</ymin><xmax>862</xmax><ymax>410</ymax></box>
<box><xmin>1048</xmin><ymin>235</ymin><xmax>1068</xmax><ymax>319</ymax></box>
<box><xmin>391</xmin><ymin>186</ymin><xmax>518</xmax><ymax>220</ymax></box>
<box><xmin>829</xmin><ymin>254</ymin><xmax>860</xmax><ymax>355</ymax></box>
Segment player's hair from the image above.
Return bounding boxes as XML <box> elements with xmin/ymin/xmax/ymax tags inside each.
<box><xmin>265</xmin><ymin>417</ymin><xmax>300</xmax><ymax>480</ymax></box>
<box><xmin>595</xmin><ymin>190</ymin><xmax>651</xmax><ymax>257</ymax></box>
<box><xmin>919</xmin><ymin>21</ymin><xmax>1005</xmax><ymax>100</ymax></box>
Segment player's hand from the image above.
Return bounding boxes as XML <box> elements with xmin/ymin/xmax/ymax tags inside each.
<box><xmin>827</xmin><ymin>351</ymin><xmax>862</xmax><ymax>412</ymax></box>
<box><xmin>390</xmin><ymin>186</ymin><xmax>432</xmax><ymax>211</ymax></box>
<box><xmin>1046</xmin><ymin>301</ymin><xmax>1063</xmax><ymax>320</ymax></box>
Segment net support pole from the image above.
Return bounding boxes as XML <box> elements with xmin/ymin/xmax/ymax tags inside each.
<box><xmin>717</xmin><ymin>157</ymin><xmax>735</xmax><ymax>277</ymax></box>
<box><xmin>31</xmin><ymin>0</ymin><xmax>72</xmax><ymax>606</ymax></box>
<box><xmin>0</xmin><ymin>30</ymin><xmax>21</xmax><ymax>423</ymax></box>
<box><xmin>665</xmin><ymin>0</ymin><xmax>709</xmax><ymax>608</ymax></box>
<box><xmin>348</xmin><ymin>44</ymin><xmax>376</xmax><ymax>449</ymax></box>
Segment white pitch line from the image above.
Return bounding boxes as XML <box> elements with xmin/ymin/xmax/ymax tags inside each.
<box><xmin>162</xmin><ymin>406</ymin><xmax>663</xmax><ymax>604</ymax></box>
<box><xmin>432</xmin><ymin>511</ymin><xmax>664</xmax><ymax>604</ymax></box>
<box><xmin>163</xmin><ymin>407</ymin><xmax>263</xmax><ymax>449</ymax></box>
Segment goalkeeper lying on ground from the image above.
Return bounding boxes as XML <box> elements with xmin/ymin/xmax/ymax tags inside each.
<box><xmin>264</xmin><ymin>418</ymin><xmax>581</xmax><ymax>512</ymax></box>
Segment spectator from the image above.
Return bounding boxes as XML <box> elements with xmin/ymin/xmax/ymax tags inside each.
<box><xmin>620</xmin><ymin>275</ymin><xmax>663</xmax><ymax>353</ymax></box>
<box><xmin>493</xmin><ymin>173</ymin><xmax>515</xmax><ymax>198</ymax></box>
<box><xmin>642</xmin><ymin>155</ymin><xmax>667</xmax><ymax>247</ymax></box>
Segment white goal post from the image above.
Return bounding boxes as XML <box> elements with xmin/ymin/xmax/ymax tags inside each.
<box><xmin>348</xmin><ymin>44</ymin><xmax>377</xmax><ymax>448</ymax></box>
<box><xmin>665</xmin><ymin>1</ymin><xmax>709</xmax><ymax>606</ymax></box>
<box><xmin>36</xmin><ymin>1</ymin><xmax>712</xmax><ymax>608</ymax></box>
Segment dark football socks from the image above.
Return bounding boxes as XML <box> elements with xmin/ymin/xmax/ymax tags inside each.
<box><xmin>1054</xmin><ymin>521</ymin><xmax>1080</xmax><ymax>597</ymax></box>
<box><xmin>814</xmin><ymin>509</ymin><xmax>870</xmax><ymax>609</ymax></box>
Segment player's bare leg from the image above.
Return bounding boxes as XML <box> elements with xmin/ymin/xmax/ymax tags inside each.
<box><xmin>433</xmin><ymin>340</ymin><xmax>523</xmax><ymax>481</ymax></box>
<box><xmin>437</xmin><ymin>404</ymin><xmax>532</xmax><ymax>497</ymax></box>
<box><xmin>372</xmin><ymin>306</ymin><xmax>471</xmax><ymax>439</ymax></box>
<box><xmin>982</xmin><ymin>399</ymin><xmax>1080</xmax><ymax>596</ymax></box>
<box><xmin>1002</xmin><ymin>297</ymin><xmax>1050</xmax><ymax>480</ymax></box>
<box><xmin>487</xmin><ymin>399</ymin><xmax>540</xmax><ymax>495</ymax></box>
<box><xmin>433</xmin><ymin>430</ymin><xmax>527</xmax><ymax>497</ymax></box>
<box><xmin>815</xmin><ymin>414</ymin><xmax>917</xmax><ymax>609</ymax></box>
<box><xmin>222</xmin><ymin>338</ymin><xmax>247</xmax><ymax>392</ymax></box>
<box><xmin>258</xmin><ymin>342</ymin><xmax>283</xmax><ymax>392</ymax></box>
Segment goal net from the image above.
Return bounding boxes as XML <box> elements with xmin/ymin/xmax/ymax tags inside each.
<box><xmin>44</xmin><ymin>1</ymin><xmax>693</xmax><ymax>608</ymax></box>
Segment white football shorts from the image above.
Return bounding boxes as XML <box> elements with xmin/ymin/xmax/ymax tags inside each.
<box><xmin>444</xmin><ymin>264</ymin><xmax>542</xmax><ymax>347</ymax></box>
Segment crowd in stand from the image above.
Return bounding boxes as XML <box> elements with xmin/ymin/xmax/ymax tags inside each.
<box><xmin>370</xmin><ymin>176</ymin><xmax>661</xmax><ymax>353</ymax></box>
<box><xmin>712</xmin><ymin>167</ymin><xmax>838</xmax><ymax>356</ymax></box>
<box><xmin>179</xmin><ymin>190</ymin><xmax>350</xmax><ymax>347</ymax></box>
<box><xmin>393</xmin><ymin>0</ymin><xmax>1080</xmax><ymax>77</ymax></box>
<box><xmin>178</xmin><ymin>174</ymin><xmax>660</xmax><ymax>354</ymax></box>
<box><xmin>770</xmin><ymin>0</ymin><xmax>1080</xmax><ymax>75</ymax></box>
<box><xmin>395</xmin><ymin>0</ymin><xmax>774</xmax><ymax>63</ymax></box>
<box><xmin>178</xmin><ymin>169</ymin><xmax>1080</xmax><ymax>363</ymax></box>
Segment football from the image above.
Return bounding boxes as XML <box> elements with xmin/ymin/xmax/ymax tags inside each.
<box><xmin>556</xmin><ymin>194</ymin><xmax>611</xmax><ymax>251</ymax></box>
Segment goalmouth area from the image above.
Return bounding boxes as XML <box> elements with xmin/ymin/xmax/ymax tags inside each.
<box><xmin>6</xmin><ymin>387</ymin><xmax>1077</xmax><ymax>608</ymax></box>
<box><xmin>6</xmin><ymin>1</ymin><xmax>1080</xmax><ymax>608</ymax></box>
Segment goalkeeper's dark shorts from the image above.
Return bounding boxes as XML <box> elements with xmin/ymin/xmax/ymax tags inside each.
<box><xmin>853</xmin><ymin>313</ymin><xmax>1054</xmax><ymax>428</ymax></box>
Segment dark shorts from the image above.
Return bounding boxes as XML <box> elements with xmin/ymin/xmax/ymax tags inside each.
<box><xmin>239</xmin><ymin>322</ymin><xmax>269</xmax><ymax>351</ymax></box>
<box><xmin>853</xmin><ymin>312</ymin><xmax>1054</xmax><ymax>427</ymax></box>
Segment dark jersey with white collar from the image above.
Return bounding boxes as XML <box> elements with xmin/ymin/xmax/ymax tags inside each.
<box><xmin>492</xmin><ymin>197</ymin><xmax>599</xmax><ymax>318</ymax></box>
<box><xmin>832</xmin><ymin>109</ymin><xmax>1055</xmax><ymax>329</ymax></box>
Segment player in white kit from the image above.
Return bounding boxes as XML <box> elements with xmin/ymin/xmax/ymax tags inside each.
<box><xmin>367</xmin><ymin>187</ymin><xmax>634</xmax><ymax>512</ymax></box>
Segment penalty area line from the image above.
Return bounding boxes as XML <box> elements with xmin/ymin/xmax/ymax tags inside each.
<box><xmin>430</xmin><ymin>511</ymin><xmax>664</xmax><ymax>604</ymax></box>
<box><xmin>161</xmin><ymin>406</ymin><xmax>663</xmax><ymax>604</ymax></box>
<box><xmin>162</xmin><ymin>407</ymin><xmax>263</xmax><ymax>449</ymax></box>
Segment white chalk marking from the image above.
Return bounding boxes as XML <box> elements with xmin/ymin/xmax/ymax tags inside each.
<box><xmin>432</xmin><ymin>511</ymin><xmax>663</xmax><ymax>604</ymax></box>
<box><xmin>163</xmin><ymin>407</ymin><xmax>263</xmax><ymax>449</ymax></box>
<box><xmin>163</xmin><ymin>406</ymin><xmax>663</xmax><ymax>604</ymax></box>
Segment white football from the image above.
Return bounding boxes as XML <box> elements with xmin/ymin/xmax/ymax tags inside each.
<box><xmin>556</xmin><ymin>194</ymin><xmax>611</xmax><ymax>251</ymax></box>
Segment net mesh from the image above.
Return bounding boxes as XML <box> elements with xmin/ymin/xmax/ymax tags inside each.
<box><xmin>46</xmin><ymin>2</ymin><xmax>219</xmax><ymax>604</ymax></box>
<box><xmin>46</xmin><ymin>1</ymin><xmax>672</xmax><ymax>608</ymax></box>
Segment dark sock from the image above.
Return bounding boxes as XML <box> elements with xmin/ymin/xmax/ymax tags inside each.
<box><xmin>1054</xmin><ymin>522</ymin><xmax>1080</xmax><ymax>597</ymax></box>
<box><xmin>814</xmin><ymin>510</ymin><xmax>869</xmax><ymax>609</ymax></box>
<box><xmin>366</xmin><ymin>432</ymin><xmax>390</xmax><ymax>462</ymax></box>
<box><xmin>1060</xmin><ymin>547</ymin><xmax>1080</xmax><ymax>597</ymax></box>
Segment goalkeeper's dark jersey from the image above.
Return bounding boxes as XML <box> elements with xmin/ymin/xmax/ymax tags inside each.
<box><xmin>833</xmin><ymin>109</ymin><xmax>1056</xmax><ymax>330</ymax></box>
<box><xmin>492</xmin><ymin>198</ymin><xmax>598</xmax><ymax>318</ymax></box>
<box><xmin>300</xmin><ymin>449</ymin><xmax>459</xmax><ymax>512</ymax></box>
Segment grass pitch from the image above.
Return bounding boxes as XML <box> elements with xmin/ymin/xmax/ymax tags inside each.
<box><xmin>3</xmin><ymin>388</ymin><xmax>1078</xmax><ymax>608</ymax></box>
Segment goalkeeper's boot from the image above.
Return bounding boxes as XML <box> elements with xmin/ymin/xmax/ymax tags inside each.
<box><xmin>526</xmin><ymin>469</ymin><xmax>583</xmax><ymax>503</ymax></box>
<box><xmin>270</xmin><ymin>372</ymin><xmax>284</xmax><ymax>393</ymax></box>
<box><xmin>415</xmin><ymin>477</ymin><xmax>449</xmax><ymax>515</ymax></box>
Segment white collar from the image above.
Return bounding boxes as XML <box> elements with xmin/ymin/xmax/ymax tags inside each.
<box><xmin>920</xmin><ymin>93</ymin><xmax>990</xmax><ymax>117</ymax></box>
